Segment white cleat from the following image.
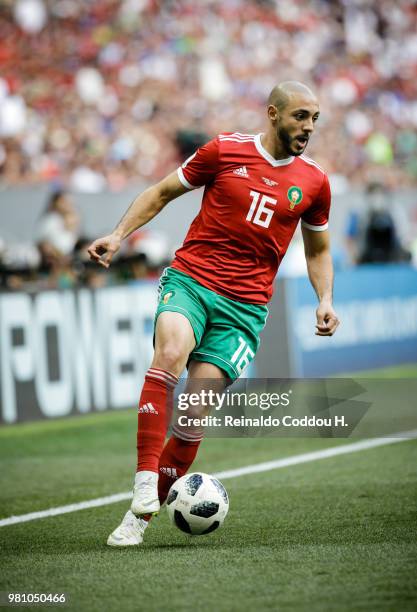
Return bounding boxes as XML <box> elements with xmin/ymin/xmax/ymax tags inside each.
<box><xmin>131</xmin><ymin>470</ymin><xmax>160</xmax><ymax>517</ymax></box>
<box><xmin>107</xmin><ymin>510</ymin><xmax>148</xmax><ymax>547</ymax></box>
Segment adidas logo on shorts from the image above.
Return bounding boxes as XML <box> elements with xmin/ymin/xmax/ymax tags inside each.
<box><xmin>233</xmin><ymin>166</ymin><xmax>249</xmax><ymax>178</ymax></box>
<box><xmin>138</xmin><ymin>402</ymin><xmax>158</xmax><ymax>415</ymax></box>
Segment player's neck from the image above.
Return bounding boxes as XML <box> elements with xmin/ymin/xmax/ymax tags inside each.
<box><xmin>260</xmin><ymin>132</ymin><xmax>292</xmax><ymax>160</ymax></box>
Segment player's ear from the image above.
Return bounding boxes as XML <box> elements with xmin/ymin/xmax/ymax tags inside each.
<box><xmin>267</xmin><ymin>104</ymin><xmax>278</xmax><ymax>123</ymax></box>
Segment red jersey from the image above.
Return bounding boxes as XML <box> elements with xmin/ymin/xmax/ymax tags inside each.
<box><xmin>172</xmin><ymin>132</ymin><xmax>331</xmax><ymax>304</ymax></box>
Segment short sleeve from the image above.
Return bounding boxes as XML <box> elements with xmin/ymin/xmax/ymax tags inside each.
<box><xmin>177</xmin><ymin>137</ymin><xmax>219</xmax><ymax>189</ymax></box>
<box><xmin>301</xmin><ymin>173</ymin><xmax>331</xmax><ymax>232</ymax></box>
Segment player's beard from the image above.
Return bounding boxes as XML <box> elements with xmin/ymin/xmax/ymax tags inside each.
<box><xmin>277</xmin><ymin>124</ymin><xmax>305</xmax><ymax>157</ymax></box>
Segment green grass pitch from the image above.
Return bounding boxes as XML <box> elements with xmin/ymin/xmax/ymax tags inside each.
<box><xmin>1</xmin><ymin>364</ymin><xmax>417</xmax><ymax>611</ymax></box>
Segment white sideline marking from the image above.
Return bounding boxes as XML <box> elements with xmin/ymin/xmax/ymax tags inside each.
<box><xmin>1</xmin><ymin>430</ymin><xmax>417</xmax><ymax>528</ymax></box>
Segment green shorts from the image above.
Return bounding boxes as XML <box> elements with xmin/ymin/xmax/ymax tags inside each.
<box><xmin>155</xmin><ymin>267</ymin><xmax>269</xmax><ymax>381</ymax></box>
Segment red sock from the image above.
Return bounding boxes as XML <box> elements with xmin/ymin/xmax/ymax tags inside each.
<box><xmin>136</xmin><ymin>368</ymin><xmax>178</xmax><ymax>473</ymax></box>
<box><xmin>157</xmin><ymin>434</ymin><xmax>202</xmax><ymax>505</ymax></box>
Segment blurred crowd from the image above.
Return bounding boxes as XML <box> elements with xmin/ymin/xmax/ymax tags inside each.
<box><xmin>0</xmin><ymin>189</ymin><xmax>172</xmax><ymax>290</ymax></box>
<box><xmin>1</xmin><ymin>0</ymin><xmax>417</xmax><ymax>290</ymax></box>
<box><xmin>1</xmin><ymin>0</ymin><xmax>417</xmax><ymax>194</ymax></box>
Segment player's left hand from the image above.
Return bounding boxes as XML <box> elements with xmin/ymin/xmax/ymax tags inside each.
<box><xmin>315</xmin><ymin>301</ymin><xmax>339</xmax><ymax>336</ymax></box>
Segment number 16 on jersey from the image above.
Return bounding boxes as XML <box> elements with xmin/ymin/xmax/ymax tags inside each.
<box><xmin>246</xmin><ymin>190</ymin><xmax>277</xmax><ymax>229</ymax></box>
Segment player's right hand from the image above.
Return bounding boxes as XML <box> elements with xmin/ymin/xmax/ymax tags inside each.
<box><xmin>87</xmin><ymin>234</ymin><xmax>122</xmax><ymax>269</ymax></box>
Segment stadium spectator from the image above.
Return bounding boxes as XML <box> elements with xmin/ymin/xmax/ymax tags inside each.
<box><xmin>346</xmin><ymin>182</ymin><xmax>412</xmax><ymax>265</ymax></box>
<box><xmin>36</xmin><ymin>189</ymin><xmax>80</xmax><ymax>285</ymax></box>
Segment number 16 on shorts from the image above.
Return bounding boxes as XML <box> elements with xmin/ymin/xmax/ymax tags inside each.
<box><xmin>231</xmin><ymin>337</ymin><xmax>255</xmax><ymax>375</ymax></box>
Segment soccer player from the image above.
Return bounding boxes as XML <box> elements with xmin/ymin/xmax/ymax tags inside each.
<box><xmin>88</xmin><ymin>81</ymin><xmax>340</xmax><ymax>546</ymax></box>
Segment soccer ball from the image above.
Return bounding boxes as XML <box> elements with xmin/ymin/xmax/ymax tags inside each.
<box><xmin>166</xmin><ymin>472</ymin><xmax>229</xmax><ymax>535</ymax></box>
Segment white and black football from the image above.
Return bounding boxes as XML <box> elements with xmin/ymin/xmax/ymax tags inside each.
<box><xmin>166</xmin><ymin>472</ymin><xmax>229</xmax><ymax>536</ymax></box>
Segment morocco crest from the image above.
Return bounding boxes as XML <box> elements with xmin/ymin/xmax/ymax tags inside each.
<box><xmin>287</xmin><ymin>186</ymin><xmax>303</xmax><ymax>210</ymax></box>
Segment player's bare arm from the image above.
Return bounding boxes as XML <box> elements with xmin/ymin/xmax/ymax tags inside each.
<box><xmin>87</xmin><ymin>171</ymin><xmax>189</xmax><ymax>268</ymax></box>
<box><xmin>302</xmin><ymin>226</ymin><xmax>340</xmax><ymax>337</ymax></box>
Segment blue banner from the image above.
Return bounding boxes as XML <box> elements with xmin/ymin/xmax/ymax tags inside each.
<box><xmin>286</xmin><ymin>264</ymin><xmax>417</xmax><ymax>376</ymax></box>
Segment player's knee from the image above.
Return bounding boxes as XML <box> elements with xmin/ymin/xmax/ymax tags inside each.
<box><xmin>185</xmin><ymin>404</ymin><xmax>208</xmax><ymax>419</ymax></box>
<box><xmin>153</xmin><ymin>344</ymin><xmax>188</xmax><ymax>374</ymax></box>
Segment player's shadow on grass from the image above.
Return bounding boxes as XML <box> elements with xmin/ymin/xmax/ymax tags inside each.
<box><xmin>0</xmin><ymin>531</ymin><xmax>222</xmax><ymax>555</ymax></box>
<box><xmin>143</xmin><ymin>541</ymin><xmax>222</xmax><ymax>551</ymax></box>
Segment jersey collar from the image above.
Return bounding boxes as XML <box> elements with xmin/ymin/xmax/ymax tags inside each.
<box><xmin>255</xmin><ymin>133</ymin><xmax>295</xmax><ymax>167</ymax></box>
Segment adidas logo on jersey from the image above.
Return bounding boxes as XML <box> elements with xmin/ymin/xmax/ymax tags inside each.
<box><xmin>138</xmin><ymin>402</ymin><xmax>158</xmax><ymax>415</ymax></box>
<box><xmin>159</xmin><ymin>467</ymin><xmax>178</xmax><ymax>479</ymax></box>
<box><xmin>233</xmin><ymin>166</ymin><xmax>249</xmax><ymax>178</ymax></box>
<box><xmin>262</xmin><ymin>177</ymin><xmax>278</xmax><ymax>187</ymax></box>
